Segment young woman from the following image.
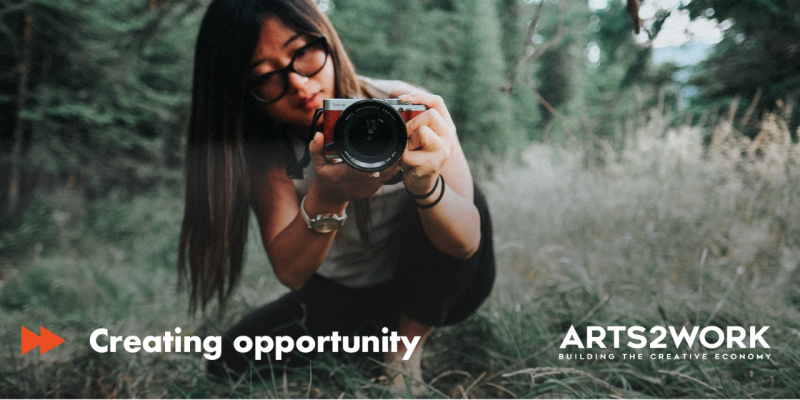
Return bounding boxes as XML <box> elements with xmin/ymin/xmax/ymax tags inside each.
<box><xmin>178</xmin><ymin>0</ymin><xmax>495</xmax><ymax>392</ymax></box>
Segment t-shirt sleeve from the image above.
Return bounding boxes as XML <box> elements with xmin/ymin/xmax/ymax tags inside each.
<box><xmin>357</xmin><ymin>75</ymin><xmax>395</xmax><ymax>98</ymax></box>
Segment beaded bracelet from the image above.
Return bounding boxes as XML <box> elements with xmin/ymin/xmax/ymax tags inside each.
<box><xmin>409</xmin><ymin>175</ymin><xmax>445</xmax><ymax>209</ymax></box>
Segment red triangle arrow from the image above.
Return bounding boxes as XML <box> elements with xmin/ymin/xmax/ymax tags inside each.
<box><xmin>21</xmin><ymin>326</ymin><xmax>39</xmax><ymax>355</ymax></box>
<box><xmin>21</xmin><ymin>326</ymin><xmax>65</xmax><ymax>355</ymax></box>
<box><xmin>38</xmin><ymin>326</ymin><xmax>65</xmax><ymax>354</ymax></box>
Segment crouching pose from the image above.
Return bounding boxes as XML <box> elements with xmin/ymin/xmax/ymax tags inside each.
<box><xmin>178</xmin><ymin>0</ymin><xmax>495</xmax><ymax>393</ymax></box>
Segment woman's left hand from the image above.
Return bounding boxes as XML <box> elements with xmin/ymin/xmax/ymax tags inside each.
<box><xmin>397</xmin><ymin>93</ymin><xmax>458</xmax><ymax>196</ymax></box>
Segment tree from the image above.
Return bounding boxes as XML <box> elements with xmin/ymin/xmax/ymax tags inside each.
<box><xmin>682</xmin><ymin>0</ymin><xmax>800</xmax><ymax>135</ymax></box>
<box><xmin>452</xmin><ymin>0</ymin><xmax>521</xmax><ymax>157</ymax></box>
<box><xmin>577</xmin><ymin>0</ymin><xmax>659</xmax><ymax>140</ymax></box>
<box><xmin>0</xmin><ymin>0</ymin><xmax>204</xmax><ymax>215</ymax></box>
<box><xmin>0</xmin><ymin>3</ymin><xmax>32</xmax><ymax>214</ymax></box>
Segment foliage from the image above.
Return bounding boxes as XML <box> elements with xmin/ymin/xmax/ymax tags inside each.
<box><xmin>451</xmin><ymin>0</ymin><xmax>522</xmax><ymax>156</ymax></box>
<box><xmin>330</xmin><ymin>0</ymin><xmax>523</xmax><ymax>158</ymax></box>
<box><xmin>0</xmin><ymin>0</ymin><xmax>203</xmax><ymax>209</ymax></box>
<box><xmin>571</xmin><ymin>0</ymin><xmax>663</xmax><ymax>142</ymax></box>
<box><xmin>681</xmin><ymin>0</ymin><xmax>800</xmax><ymax>135</ymax></box>
<box><xmin>1</xmin><ymin>0</ymin><xmax>796</xmax><ymax>210</ymax></box>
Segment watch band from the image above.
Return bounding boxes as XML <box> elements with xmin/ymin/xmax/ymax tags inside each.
<box><xmin>300</xmin><ymin>196</ymin><xmax>347</xmax><ymax>233</ymax></box>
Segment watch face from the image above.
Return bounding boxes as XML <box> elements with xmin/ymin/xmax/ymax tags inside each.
<box><xmin>312</xmin><ymin>217</ymin><xmax>343</xmax><ymax>233</ymax></box>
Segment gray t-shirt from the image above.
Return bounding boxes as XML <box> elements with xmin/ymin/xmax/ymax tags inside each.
<box><xmin>292</xmin><ymin>76</ymin><xmax>411</xmax><ymax>287</ymax></box>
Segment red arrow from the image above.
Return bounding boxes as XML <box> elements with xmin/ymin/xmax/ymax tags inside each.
<box><xmin>21</xmin><ymin>326</ymin><xmax>39</xmax><ymax>354</ymax></box>
<box><xmin>21</xmin><ymin>326</ymin><xmax>65</xmax><ymax>355</ymax></box>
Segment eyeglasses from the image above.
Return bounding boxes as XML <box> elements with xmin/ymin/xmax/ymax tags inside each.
<box><xmin>250</xmin><ymin>35</ymin><xmax>330</xmax><ymax>104</ymax></box>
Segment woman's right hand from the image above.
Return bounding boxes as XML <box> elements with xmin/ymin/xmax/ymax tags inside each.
<box><xmin>306</xmin><ymin>132</ymin><xmax>401</xmax><ymax>207</ymax></box>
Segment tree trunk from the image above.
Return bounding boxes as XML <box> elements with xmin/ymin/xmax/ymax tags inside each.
<box><xmin>8</xmin><ymin>12</ymin><xmax>31</xmax><ymax>216</ymax></box>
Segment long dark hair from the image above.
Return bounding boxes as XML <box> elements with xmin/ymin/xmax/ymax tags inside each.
<box><xmin>178</xmin><ymin>0</ymin><xmax>365</xmax><ymax>313</ymax></box>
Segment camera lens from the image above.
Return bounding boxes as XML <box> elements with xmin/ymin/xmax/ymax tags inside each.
<box><xmin>348</xmin><ymin>118</ymin><xmax>392</xmax><ymax>157</ymax></box>
<box><xmin>333</xmin><ymin>100</ymin><xmax>407</xmax><ymax>172</ymax></box>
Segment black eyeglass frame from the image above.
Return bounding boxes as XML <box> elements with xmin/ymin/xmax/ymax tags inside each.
<box><xmin>249</xmin><ymin>35</ymin><xmax>330</xmax><ymax>104</ymax></box>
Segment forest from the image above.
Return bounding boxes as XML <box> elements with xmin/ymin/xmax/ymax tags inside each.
<box><xmin>1</xmin><ymin>0</ymin><xmax>798</xmax><ymax>208</ymax></box>
<box><xmin>2</xmin><ymin>0</ymin><xmax>800</xmax><ymax>398</ymax></box>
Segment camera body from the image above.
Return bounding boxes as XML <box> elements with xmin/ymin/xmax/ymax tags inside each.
<box><xmin>322</xmin><ymin>98</ymin><xmax>426</xmax><ymax>172</ymax></box>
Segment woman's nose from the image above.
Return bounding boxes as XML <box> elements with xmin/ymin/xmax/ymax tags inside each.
<box><xmin>287</xmin><ymin>72</ymin><xmax>310</xmax><ymax>93</ymax></box>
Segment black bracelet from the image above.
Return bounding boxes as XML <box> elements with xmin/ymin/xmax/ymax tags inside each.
<box><xmin>405</xmin><ymin>174</ymin><xmax>441</xmax><ymax>199</ymax></box>
<box><xmin>414</xmin><ymin>175</ymin><xmax>445</xmax><ymax>209</ymax></box>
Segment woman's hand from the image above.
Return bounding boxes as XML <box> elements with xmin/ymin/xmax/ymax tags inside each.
<box><xmin>306</xmin><ymin>132</ymin><xmax>401</xmax><ymax>209</ymax></box>
<box><xmin>253</xmin><ymin>132</ymin><xmax>401</xmax><ymax>291</ymax></box>
<box><xmin>397</xmin><ymin>93</ymin><xmax>458</xmax><ymax>196</ymax></box>
<box><xmin>393</xmin><ymin>92</ymin><xmax>480</xmax><ymax>260</ymax></box>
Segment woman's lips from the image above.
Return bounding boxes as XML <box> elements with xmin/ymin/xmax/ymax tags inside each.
<box><xmin>300</xmin><ymin>93</ymin><xmax>322</xmax><ymax>110</ymax></box>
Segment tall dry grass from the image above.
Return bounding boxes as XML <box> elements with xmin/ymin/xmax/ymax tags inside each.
<box><xmin>470</xmin><ymin>109</ymin><xmax>800</xmax><ymax>397</ymax></box>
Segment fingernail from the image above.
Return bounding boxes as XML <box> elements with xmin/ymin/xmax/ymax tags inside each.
<box><xmin>370</xmin><ymin>172</ymin><xmax>379</xmax><ymax>178</ymax></box>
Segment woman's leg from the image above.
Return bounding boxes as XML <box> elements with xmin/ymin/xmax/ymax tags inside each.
<box><xmin>209</xmin><ymin>185</ymin><xmax>495</xmax><ymax>383</ymax></box>
<box><xmin>207</xmin><ymin>288</ymin><xmax>307</xmax><ymax>378</ymax></box>
<box><xmin>385</xmin><ymin>183</ymin><xmax>495</xmax><ymax>391</ymax></box>
<box><xmin>208</xmin><ymin>274</ymin><xmax>400</xmax><ymax>379</ymax></box>
<box><xmin>395</xmin><ymin>182</ymin><xmax>496</xmax><ymax>327</ymax></box>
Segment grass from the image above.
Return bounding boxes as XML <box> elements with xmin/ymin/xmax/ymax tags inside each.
<box><xmin>1</xmin><ymin>110</ymin><xmax>800</xmax><ymax>398</ymax></box>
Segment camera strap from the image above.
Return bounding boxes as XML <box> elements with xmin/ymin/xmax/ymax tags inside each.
<box><xmin>286</xmin><ymin>107</ymin><xmax>324</xmax><ymax>179</ymax></box>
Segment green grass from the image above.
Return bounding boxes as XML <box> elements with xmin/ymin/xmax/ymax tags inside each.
<box><xmin>2</xmin><ymin>112</ymin><xmax>800</xmax><ymax>398</ymax></box>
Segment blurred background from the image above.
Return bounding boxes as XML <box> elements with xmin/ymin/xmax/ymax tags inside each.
<box><xmin>1</xmin><ymin>0</ymin><xmax>800</xmax><ymax>398</ymax></box>
<box><xmin>1</xmin><ymin>0</ymin><xmax>798</xmax><ymax>205</ymax></box>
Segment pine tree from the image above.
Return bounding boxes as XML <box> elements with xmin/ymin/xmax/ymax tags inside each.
<box><xmin>0</xmin><ymin>0</ymin><xmax>203</xmax><ymax>212</ymax></box>
<box><xmin>452</xmin><ymin>0</ymin><xmax>521</xmax><ymax>157</ymax></box>
<box><xmin>330</xmin><ymin>0</ymin><xmax>461</xmax><ymax>103</ymax></box>
<box><xmin>499</xmin><ymin>0</ymin><xmax>543</xmax><ymax>141</ymax></box>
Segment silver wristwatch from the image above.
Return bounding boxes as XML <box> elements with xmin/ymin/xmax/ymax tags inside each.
<box><xmin>300</xmin><ymin>196</ymin><xmax>347</xmax><ymax>233</ymax></box>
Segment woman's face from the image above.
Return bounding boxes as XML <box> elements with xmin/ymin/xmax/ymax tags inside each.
<box><xmin>250</xmin><ymin>15</ymin><xmax>335</xmax><ymax>129</ymax></box>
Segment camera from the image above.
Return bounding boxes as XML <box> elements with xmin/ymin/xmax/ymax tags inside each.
<box><xmin>322</xmin><ymin>98</ymin><xmax>426</xmax><ymax>172</ymax></box>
